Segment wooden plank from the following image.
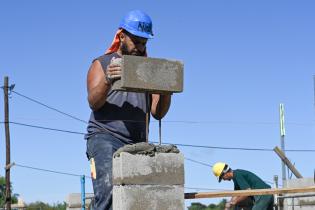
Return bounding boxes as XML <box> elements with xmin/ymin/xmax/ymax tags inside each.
<box><xmin>274</xmin><ymin>146</ymin><xmax>303</xmax><ymax>178</ymax></box>
<box><xmin>185</xmin><ymin>186</ymin><xmax>315</xmax><ymax>199</ymax></box>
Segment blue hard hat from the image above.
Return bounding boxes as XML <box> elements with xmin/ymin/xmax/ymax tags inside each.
<box><xmin>119</xmin><ymin>10</ymin><xmax>154</xmax><ymax>39</ymax></box>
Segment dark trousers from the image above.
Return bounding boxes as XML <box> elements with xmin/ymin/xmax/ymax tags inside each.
<box><xmin>234</xmin><ymin>197</ymin><xmax>254</xmax><ymax>210</ymax></box>
<box><xmin>253</xmin><ymin>195</ymin><xmax>274</xmax><ymax>210</ymax></box>
<box><xmin>233</xmin><ymin>195</ymin><xmax>274</xmax><ymax>210</ymax></box>
<box><xmin>86</xmin><ymin>133</ymin><xmax>125</xmax><ymax>210</ymax></box>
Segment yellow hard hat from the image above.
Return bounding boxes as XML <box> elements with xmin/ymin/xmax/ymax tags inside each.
<box><xmin>212</xmin><ymin>162</ymin><xmax>228</xmax><ymax>182</ymax></box>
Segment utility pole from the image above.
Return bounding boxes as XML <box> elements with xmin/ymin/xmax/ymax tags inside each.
<box><xmin>3</xmin><ymin>76</ymin><xmax>12</xmax><ymax>210</ymax></box>
<box><xmin>279</xmin><ymin>103</ymin><xmax>286</xmax><ymax>187</ymax></box>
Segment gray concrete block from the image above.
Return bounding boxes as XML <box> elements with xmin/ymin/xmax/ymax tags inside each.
<box><xmin>113</xmin><ymin>185</ymin><xmax>184</xmax><ymax>210</ymax></box>
<box><xmin>284</xmin><ymin>178</ymin><xmax>315</xmax><ymax>188</ymax></box>
<box><xmin>111</xmin><ymin>55</ymin><xmax>183</xmax><ymax>93</ymax></box>
<box><xmin>113</xmin><ymin>152</ymin><xmax>184</xmax><ymax>185</ymax></box>
<box><xmin>283</xmin><ymin>178</ymin><xmax>315</xmax><ymax>209</ymax></box>
<box><xmin>65</xmin><ymin>193</ymin><xmax>94</xmax><ymax>209</ymax></box>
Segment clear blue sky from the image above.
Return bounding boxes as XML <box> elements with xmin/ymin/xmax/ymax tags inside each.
<box><xmin>1</xmin><ymin>0</ymin><xmax>315</xmax><ymax>208</ymax></box>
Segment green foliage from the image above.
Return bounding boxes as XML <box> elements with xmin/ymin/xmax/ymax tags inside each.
<box><xmin>0</xmin><ymin>177</ymin><xmax>4</xmax><ymax>207</ymax></box>
<box><xmin>0</xmin><ymin>176</ymin><xmax>18</xmax><ymax>207</ymax></box>
<box><xmin>26</xmin><ymin>201</ymin><xmax>67</xmax><ymax>210</ymax></box>
<box><xmin>188</xmin><ymin>199</ymin><xmax>227</xmax><ymax>210</ymax></box>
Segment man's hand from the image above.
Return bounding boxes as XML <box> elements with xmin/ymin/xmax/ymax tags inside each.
<box><xmin>224</xmin><ymin>201</ymin><xmax>233</xmax><ymax>210</ymax></box>
<box><xmin>230</xmin><ymin>197</ymin><xmax>237</xmax><ymax>205</ymax></box>
<box><xmin>224</xmin><ymin>197</ymin><xmax>237</xmax><ymax>210</ymax></box>
<box><xmin>106</xmin><ymin>57</ymin><xmax>122</xmax><ymax>84</ymax></box>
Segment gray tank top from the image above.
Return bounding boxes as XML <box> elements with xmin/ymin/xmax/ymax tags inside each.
<box><xmin>85</xmin><ymin>53</ymin><xmax>148</xmax><ymax>144</ymax></box>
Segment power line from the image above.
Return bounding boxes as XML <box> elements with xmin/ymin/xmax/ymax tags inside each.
<box><xmin>283</xmin><ymin>149</ymin><xmax>315</xmax><ymax>152</ymax></box>
<box><xmin>3</xmin><ymin>118</ymin><xmax>276</xmax><ymax>183</ymax></box>
<box><xmin>2</xmin><ymin>122</ymin><xmax>315</xmax><ymax>152</ymax></box>
<box><xmin>167</xmin><ymin>142</ymin><xmax>315</xmax><ymax>152</ymax></box>
<box><xmin>8</xmin><ymin>162</ymin><xmax>275</xmax><ymax>190</ymax></box>
<box><xmin>185</xmin><ymin>187</ymin><xmax>232</xmax><ymax>191</ymax></box>
<box><xmin>9</xmin><ymin>162</ymin><xmax>278</xmax><ymax>191</ymax></box>
<box><xmin>8</xmin><ymin>121</ymin><xmax>85</xmax><ymax>135</ymax></box>
<box><xmin>152</xmin><ymin>120</ymin><xmax>314</xmax><ymax>127</ymax></box>
<box><xmin>11</xmin><ymin>116</ymin><xmax>275</xmax><ymax>125</ymax></box>
<box><xmin>160</xmin><ymin>141</ymin><xmax>273</xmax><ymax>151</ymax></box>
<box><xmin>7</xmin><ymin>89</ymin><xmax>315</xmax><ymax>127</ymax></box>
<box><xmin>12</xmin><ymin>90</ymin><xmax>88</xmax><ymax>124</ymax></box>
<box><xmin>4</xmin><ymin>151</ymin><xmax>271</xmax><ymax>188</ymax></box>
<box><xmin>5</xmin><ymin>117</ymin><xmax>315</xmax><ymax>126</ymax></box>
<box><xmin>12</xmin><ymin>162</ymin><xmax>91</xmax><ymax>179</ymax></box>
<box><xmin>10</xmin><ymin>117</ymin><xmax>146</xmax><ymax>123</ymax></box>
<box><xmin>185</xmin><ymin>157</ymin><xmax>213</xmax><ymax>167</ymax></box>
<box><xmin>11</xmin><ymin>90</ymin><xmax>148</xmax><ymax>124</ymax></box>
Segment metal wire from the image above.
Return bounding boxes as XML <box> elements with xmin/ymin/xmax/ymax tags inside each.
<box><xmin>13</xmin><ymin>162</ymin><xmax>91</xmax><ymax>178</ymax></box>
<box><xmin>12</xmin><ymin>90</ymin><xmax>88</xmax><ymax>124</ymax></box>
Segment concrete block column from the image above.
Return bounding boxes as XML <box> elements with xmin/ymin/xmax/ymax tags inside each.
<box><xmin>113</xmin><ymin>145</ymin><xmax>185</xmax><ymax>210</ymax></box>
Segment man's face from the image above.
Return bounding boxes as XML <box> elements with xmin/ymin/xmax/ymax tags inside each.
<box><xmin>120</xmin><ymin>31</ymin><xmax>148</xmax><ymax>56</ymax></box>
<box><xmin>221</xmin><ymin>172</ymin><xmax>232</xmax><ymax>181</ymax></box>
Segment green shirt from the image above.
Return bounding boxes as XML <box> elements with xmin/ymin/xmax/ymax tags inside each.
<box><xmin>233</xmin><ymin>169</ymin><xmax>271</xmax><ymax>190</ymax></box>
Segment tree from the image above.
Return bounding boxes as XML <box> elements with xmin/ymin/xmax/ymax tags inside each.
<box><xmin>188</xmin><ymin>202</ymin><xmax>208</xmax><ymax>210</ymax></box>
<box><xmin>188</xmin><ymin>199</ymin><xmax>227</xmax><ymax>210</ymax></box>
<box><xmin>0</xmin><ymin>176</ymin><xmax>18</xmax><ymax>207</ymax></box>
<box><xmin>26</xmin><ymin>201</ymin><xmax>66</xmax><ymax>210</ymax></box>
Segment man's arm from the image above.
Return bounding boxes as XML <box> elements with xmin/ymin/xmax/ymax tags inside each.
<box><xmin>226</xmin><ymin>190</ymin><xmax>251</xmax><ymax>209</ymax></box>
<box><xmin>230</xmin><ymin>194</ymin><xmax>250</xmax><ymax>205</ymax></box>
<box><xmin>87</xmin><ymin>60</ymin><xmax>112</xmax><ymax>111</ymax></box>
<box><xmin>150</xmin><ymin>94</ymin><xmax>171</xmax><ymax>120</ymax></box>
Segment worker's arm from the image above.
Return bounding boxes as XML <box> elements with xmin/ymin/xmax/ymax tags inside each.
<box><xmin>150</xmin><ymin>94</ymin><xmax>171</xmax><ymax>120</ymax></box>
<box><xmin>230</xmin><ymin>194</ymin><xmax>249</xmax><ymax>205</ymax></box>
<box><xmin>226</xmin><ymin>189</ymin><xmax>251</xmax><ymax>209</ymax></box>
<box><xmin>87</xmin><ymin>60</ymin><xmax>121</xmax><ymax>111</ymax></box>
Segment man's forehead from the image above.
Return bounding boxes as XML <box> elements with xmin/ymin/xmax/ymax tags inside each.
<box><xmin>130</xmin><ymin>33</ymin><xmax>147</xmax><ymax>42</ymax></box>
<box><xmin>124</xmin><ymin>31</ymin><xmax>147</xmax><ymax>41</ymax></box>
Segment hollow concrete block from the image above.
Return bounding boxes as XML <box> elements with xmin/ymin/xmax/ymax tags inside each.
<box><xmin>113</xmin><ymin>185</ymin><xmax>184</xmax><ymax>210</ymax></box>
<box><xmin>111</xmin><ymin>55</ymin><xmax>184</xmax><ymax>93</ymax></box>
<box><xmin>113</xmin><ymin>152</ymin><xmax>184</xmax><ymax>185</ymax></box>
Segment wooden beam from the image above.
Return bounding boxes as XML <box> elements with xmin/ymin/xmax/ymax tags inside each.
<box><xmin>274</xmin><ymin>146</ymin><xmax>303</xmax><ymax>178</ymax></box>
<box><xmin>185</xmin><ymin>186</ymin><xmax>315</xmax><ymax>199</ymax></box>
<box><xmin>4</xmin><ymin>76</ymin><xmax>11</xmax><ymax>210</ymax></box>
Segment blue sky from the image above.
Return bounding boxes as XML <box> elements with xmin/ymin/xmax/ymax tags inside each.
<box><xmin>1</xmin><ymin>0</ymin><xmax>315</xmax><ymax>208</ymax></box>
